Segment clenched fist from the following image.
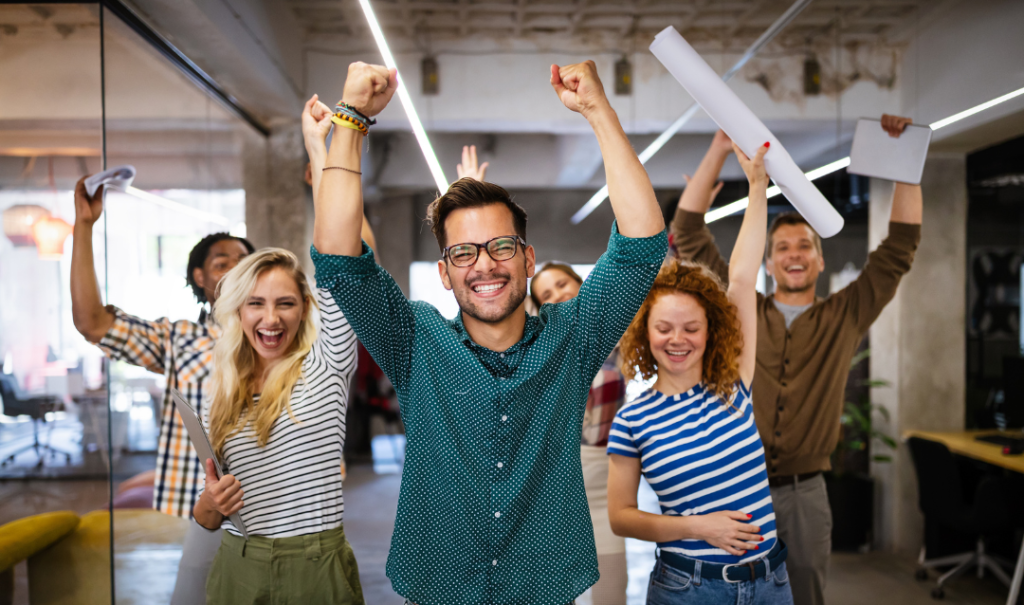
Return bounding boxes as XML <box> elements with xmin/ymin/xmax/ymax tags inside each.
<box><xmin>550</xmin><ymin>61</ymin><xmax>611</xmax><ymax>120</ymax></box>
<box><xmin>341</xmin><ymin>62</ymin><xmax>398</xmax><ymax>118</ymax></box>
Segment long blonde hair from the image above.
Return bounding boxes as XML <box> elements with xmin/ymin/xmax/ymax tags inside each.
<box><xmin>208</xmin><ymin>248</ymin><xmax>319</xmax><ymax>455</ymax></box>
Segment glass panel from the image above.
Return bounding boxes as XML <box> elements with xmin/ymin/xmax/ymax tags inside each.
<box><xmin>99</xmin><ymin>8</ymin><xmax>262</xmax><ymax>604</ymax></box>
<box><xmin>0</xmin><ymin>3</ymin><xmax>111</xmax><ymax>603</ymax></box>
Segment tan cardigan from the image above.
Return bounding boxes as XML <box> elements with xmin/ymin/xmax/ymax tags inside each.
<box><xmin>672</xmin><ymin>209</ymin><xmax>921</xmax><ymax>477</ymax></box>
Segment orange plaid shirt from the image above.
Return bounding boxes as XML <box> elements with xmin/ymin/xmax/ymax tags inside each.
<box><xmin>98</xmin><ymin>306</ymin><xmax>220</xmax><ymax>518</ymax></box>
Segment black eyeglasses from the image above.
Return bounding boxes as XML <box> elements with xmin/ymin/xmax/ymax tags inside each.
<box><xmin>443</xmin><ymin>235</ymin><xmax>527</xmax><ymax>268</ymax></box>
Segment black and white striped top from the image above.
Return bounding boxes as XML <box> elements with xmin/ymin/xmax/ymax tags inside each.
<box><xmin>205</xmin><ymin>286</ymin><xmax>357</xmax><ymax>539</ymax></box>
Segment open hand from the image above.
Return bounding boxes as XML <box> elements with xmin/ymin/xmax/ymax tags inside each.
<box><xmin>302</xmin><ymin>93</ymin><xmax>335</xmax><ymax>158</ymax></box>
<box><xmin>550</xmin><ymin>61</ymin><xmax>610</xmax><ymax>119</ymax></box>
<box><xmin>341</xmin><ymin>62</ymin><xmax>398</xmax><ymax>118</ymax></box>
<box><xmin>691</xmin><ymin>510</ymin><xmax>763</xmax><ymax>557</ymax></box>
<box><xmin>733</xmin><ymin>141</ymin><xmax>770</xmax><ymax>188</ymax></box>
<box><xmin>456</xmin><ymin>145</ymin><xmax>489</xmax><ymax>182</ymax></box>
<box><xmin>201</xmin><ymin>458</ymin><xmax>244</xmax><ymax>517</ymax></box>
<box><xmin>73</xmin><ymin>177</ymin><xmax>103</xmax><ymax>228</ymax></box>
<box><xmin>881</xmin><ymin>114</ymin><xmax>913</xmax><ymax>138</ymax></box>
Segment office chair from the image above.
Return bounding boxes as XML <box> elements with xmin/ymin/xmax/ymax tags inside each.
<box><xmin>0</xmin><ymin>373</ymin><xmax>72</xmax><ymax>468</ymax></box>
<box><xmin>908</xmin><ymin>437</ymin><xmax>1020</xmax><ymax>599</ymax></box>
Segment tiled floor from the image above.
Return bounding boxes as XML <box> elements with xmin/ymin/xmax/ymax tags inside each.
<box><xmin>1</xmin><ymin>463</ymin><xmax>1017</xmax><ymax>604</ymax></box>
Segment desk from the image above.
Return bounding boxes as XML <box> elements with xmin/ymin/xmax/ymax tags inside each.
<box><xmin>904</xmin><ymin>429</ymin><xmax>1024</xmax><ymax>605</ymax></box>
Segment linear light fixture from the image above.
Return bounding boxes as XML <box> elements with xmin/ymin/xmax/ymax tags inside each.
<box><xmin>356</xmin><ymin>0</ymin><xmax>449</xmax><ymax>194</ymax></box>
<box><xmin>125</xmin><ymin>186</ymin><xmax>232</xmax><ymax>226</ymax></box>
<box><xmin>570</xmin><ymin>0</ymin><xmax>813</xmax><ymax>224</ymax></box>
<box><xmin>706</xmin><ymin>84</ymin><xmax>1024</xmax><ymax>224</ymax></box>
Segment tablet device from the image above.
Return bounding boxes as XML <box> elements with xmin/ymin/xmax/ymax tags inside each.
<box><xmin>848</xmin><ymin>119</ymin><xmax>932</xmax><ymax>184</ymax></box>
<box><xmin>171</xmin><ymin>389</ymin><xmax>248</xmax><ymax>539</ymax></box>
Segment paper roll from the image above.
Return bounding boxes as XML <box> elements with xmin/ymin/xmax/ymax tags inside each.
<box><xmin>84</xmin><ymin>165</ymin><xmax>137</xmax><ymax>197</ymax></box>
<box><xmin>650</xmin><ymin>26</ymin><xmax>844</xmax><ymax>238</ymax></box>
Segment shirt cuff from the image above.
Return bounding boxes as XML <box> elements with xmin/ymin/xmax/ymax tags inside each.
<box><xmin>887</xmin><ymin>221</ymin><xmax>922</xmax><ymax>247</ymax></box>
<box><xmin>311</xmin><ymin>241</ymin><xmax>376</xmax><ymax>286</ymax></box>
<box><xmin>605</xmin><ymin>220</ymin><xmax>669</xmax><ymax>266</ymax></box>
<box><xmin>671</xmin><ymin>208</ymin><xmax>708</xmax><ymax>234</ymax></box>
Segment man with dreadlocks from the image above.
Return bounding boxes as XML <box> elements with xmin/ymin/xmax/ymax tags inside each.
<box><xmin>70</xmin><ymin>176</ymin><xmax>253</xmax><ymax>605</ymax></box>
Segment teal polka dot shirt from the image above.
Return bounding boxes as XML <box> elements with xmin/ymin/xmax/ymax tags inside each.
<box><xmin>311</xmin><ymin>222</ymin><xmax>667</xmax><ymax>605</ymax></box>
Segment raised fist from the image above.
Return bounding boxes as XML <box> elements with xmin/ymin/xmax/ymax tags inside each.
<box><xmin>341</xmin><ymin>62</ymin><xmax>398</xmax><ymax>118</ymax></box>
<box><xmin>301</xmin><ymin>93</ymin><xmax>334</xmax><ymax>157</ymax></box>
<box><xmin>550</xmin><ymin>61</ymin><xmax>610</xmax><ymax>119</ymax></box>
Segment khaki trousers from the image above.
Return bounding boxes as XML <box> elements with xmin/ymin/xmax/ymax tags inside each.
<box><xmin>769</xmin><ymin>473</ymin><xmax>831</xmax><ymax>605</ymax></box>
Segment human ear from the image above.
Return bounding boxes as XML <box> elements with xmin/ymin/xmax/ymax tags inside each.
<box><xmin>437</xmin><ymin>260</ymin><xmax>453</xmax><ymax>291</ymax></box>
<box><xmin>525</xmin><ymin>245</ymin><xmax>536</xmax><ymax>279</ymax></box>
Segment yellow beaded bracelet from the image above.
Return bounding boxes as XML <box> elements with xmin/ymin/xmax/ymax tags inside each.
<box><xmin>331</xmin><ymin>115</ymin><xmax>366</xmax><ymax>134</ymax></box>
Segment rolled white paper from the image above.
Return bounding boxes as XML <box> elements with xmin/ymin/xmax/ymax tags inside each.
<box><xmin>650</xmin><ymin>26</ymin><xmax>844</xmax><ymax>238</ymax></box>
<box><xmin>84</xmin><ymin>165</ymin><xmax>136</xmax><ymax>197</ymax></box>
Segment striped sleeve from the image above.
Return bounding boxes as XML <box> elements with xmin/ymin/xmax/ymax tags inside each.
<box><xmin>309</xmin><ymin>287</ymin><xmax>358</xmax><ymax>380</ymax></box>
<box><xmin>606</xmin><ymin>404</ymin><xmax>640</xmax><ymax>457</ymax></box>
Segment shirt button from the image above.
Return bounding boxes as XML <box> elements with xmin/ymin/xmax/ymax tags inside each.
<box><xmin>499</xmin><ymin>353</ymin><xmax>505</xmax><ymax>359</ymax></box>
<box><xmin>494</xmin><ymin>511</ymin><xmax>501</xmax><ymax>518</ymax></box>
<box><xmin>501</xmin><ymin>415</ymin><xmax>508</xmax><ymax>422</ymax></box>
<box><xmin>497</xmin><ymin>462</ymin><xmax>503</xmax><ymax>468</ymax></box>
<box><xmin>775</xmin><ymin>431</ymin><xmax>781</xmax><ymax>437</ymax></box>
<box><xmin>778</xmin><ymin>406</ymin><xmax>784</xmax><ymax>412</ymax></box>
<box><xmin>784</xmin><ymin>359</ymin><xmax>790</xmax><ymax>365</ymax></box>
<box><xmin>781</xmin><ymin>382</ymin><xmax>788</xmax><ymax>387</ymax></box>
<box><xmin>492</xmin><ymin>559</ymin><xmax>498</xmax><ymax>566</ymax></box>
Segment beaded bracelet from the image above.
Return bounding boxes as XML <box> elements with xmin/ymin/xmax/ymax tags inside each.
<box><xmin>335</xmin><ymin>105</ymin><xmax>371</xmax><ymax>131</ymax></box>
<box><xmin>331</xmin><ymin>113</ymin><xmax>369</xmax><ymax>136</ymax></box>
<box><xmin>335</xmin><ymin>102</ymin><xmax>376</xmax><ymax>126</ymax></box>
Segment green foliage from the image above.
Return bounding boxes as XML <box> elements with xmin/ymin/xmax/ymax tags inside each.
<box><xmin>834</xmin><ymin>349</ymin><xmax>898</xmax><ymax>472</ymax></box>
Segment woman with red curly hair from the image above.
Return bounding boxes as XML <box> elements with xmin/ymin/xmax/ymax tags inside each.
<box><xmin>607</xmin><ymin>142</ymin><xmax>794</xmax><ymax>604</ymax></box>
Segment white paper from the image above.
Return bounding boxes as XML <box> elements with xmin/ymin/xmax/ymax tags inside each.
<box><xmin>650</xmin><ymin>27</ymin><xmax>844</xmax><ymax>238</ymax></box>
<box><xmin>84</xmin><ymin>165</ymin><xmax>136</xmax><ymax>197</ymax></box>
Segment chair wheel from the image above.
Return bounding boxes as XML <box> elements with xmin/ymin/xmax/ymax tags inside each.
<box><xmin>915</xmin><ymin>569</ymin><xmax>929</xmax><ymax>581</ymax></box>
<box><xmin>931</xmin><ymin>587</ymin><xmax>945</xmax><ymax>600</ymax></box>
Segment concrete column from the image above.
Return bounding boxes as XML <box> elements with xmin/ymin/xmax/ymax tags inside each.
<box><xmin>243</xmin><ymin>121</ymin><xmax>312</xmax><ymax>275</ymax></box>
<box><xmin>869</xmin><ymin>154</ymin><xmax>968</xmax><ymax>554</ymax></box>
<box><xmin>365</xmin><ymin>194</ymin><xmax>416</xmax><ymax>296</ymax></box>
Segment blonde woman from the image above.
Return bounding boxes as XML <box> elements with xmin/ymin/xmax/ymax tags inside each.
<box><xmin>192</xmin><ymin>248</ymin><xmax>364</xmax><ymax>604</ymax></box>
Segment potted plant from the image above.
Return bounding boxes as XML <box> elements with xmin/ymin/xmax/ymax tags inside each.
<box><xmin>825</xmin><ymin>348</ymin><xmax>897</xmax><ymax>551</ymax></box>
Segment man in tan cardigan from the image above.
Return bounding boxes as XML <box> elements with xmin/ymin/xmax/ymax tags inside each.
<box><xmin>671</xmin><ymin>117</ymin><xmax>922</xmax><ymax>605</ymax></box>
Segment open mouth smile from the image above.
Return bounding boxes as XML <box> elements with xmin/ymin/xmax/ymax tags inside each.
<box><xmin>470</xmin><ymin>281</ymin><xmax>507</xmax><ymax>298</ymax></box>
<box><xmin>256</xmin><ymin>328</ymin><xmax>285</xmax><ymax>348</ymax></box>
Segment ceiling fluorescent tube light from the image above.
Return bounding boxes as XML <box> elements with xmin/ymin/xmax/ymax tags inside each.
<box><xmin>707</xmin><ymin>84</ymin><xmax>1024</xmax><ymax>224</ymax></box>
<box><xmin>357</xmin><ymin>0</ymin><xmax>449</xmax><ymax>194</ymax></box>
<box><xmin>125</xmin><ymin>186</ymin><xmax>232</xmax><ymax>226</ymax></box>
<box><xmin>570</xmin><ymin>0</ymin><xmax>812</xmax><ymax>225</ymax></box>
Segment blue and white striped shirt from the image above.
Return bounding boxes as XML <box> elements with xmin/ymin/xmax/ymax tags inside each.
<box><xmin>607</xmin><ymin>382</ymin><xmax>777</xmax><ymax>564</ymax></box>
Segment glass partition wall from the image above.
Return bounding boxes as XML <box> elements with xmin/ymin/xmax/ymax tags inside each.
<box><xmin>0</xmin><ymin>4</ymin><xmax>264</xmax><ymax>603</ymax></box>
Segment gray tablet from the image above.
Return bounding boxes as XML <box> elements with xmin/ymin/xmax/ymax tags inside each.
<box><xmin>848</xmin><ymin>118</ymin><xmax>932</xmax><ymax>185</ymax></box>
<box><xmin>171</xmin><ymin>389</ymin><xmax>248</xmax><ymax>539</ymax></box>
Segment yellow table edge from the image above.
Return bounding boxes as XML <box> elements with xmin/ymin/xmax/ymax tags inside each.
<box><xmin>903</xmin><ymin>429</ymin><xmax>1024</xmax><ymax>474</ymax></box>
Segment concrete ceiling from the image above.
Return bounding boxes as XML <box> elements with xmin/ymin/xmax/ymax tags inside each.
<box><xmin>291</xmin><ymin>0</ymin><xmax>936</xmax><ymax>53</ymax></box>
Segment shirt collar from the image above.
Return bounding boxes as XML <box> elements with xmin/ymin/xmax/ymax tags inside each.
<box><xmin>451</xmin><ymin>311</ymin><xmax>543</xmax><ymax>355</ymax></box>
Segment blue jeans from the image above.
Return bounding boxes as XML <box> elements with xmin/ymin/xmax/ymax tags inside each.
<box><xmin>646</xmin><ymin>556</ymin><xmax>794</xmax><ymax>605</ymax></box>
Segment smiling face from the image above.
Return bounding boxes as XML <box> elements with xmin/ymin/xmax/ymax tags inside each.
<box><xmin>531</xmin><ymin>267</ymin><xmax>582</xmax><ymax>305</ymax></box>
<box><xmin>766</xmin><ymin>223</ymin><xmax>825</xmax><ymax>294</ymax></box>
<box><xmin>437</xmin><ymin>203</ymin><xmax>535</xmax><ymax>324</ymax></box>
<box><xmin>194</xmin><ymin>239</ymin><xmax>250</xmax><ymax>304</ymax></box>
<box><xmin>647</xmin><ymin>291</ymin><xmax>709</xmax><ymax>381</ymax></box>
<box><xmin>239</xmin><ymin>267</ymin><xmax>308</xmax><ymax>368</ymax></box>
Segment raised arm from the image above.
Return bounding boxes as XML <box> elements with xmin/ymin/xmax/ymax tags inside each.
<box><xmin>677</xmin><ymin>130</ymin><xmax>732</xmax><ymax>214</ymax></box>
<box><xmin>550</xmin><ymin>61</ymin><xmax>663</xmax><ymax>238</ymax></box>
<box><xmin>727</xmin><ymin>142</ymin><xmax>769</xmax><ymax>385</ymax></box>
<box><xmin>880</xmin><ymin>115</ymin><xmax>923</xmax><ymax>226</ymax></box>
<box><xmin>70</xmin><ymin>178</ymin><xmax>115</xmax><ymax>343</ymax></box>
<box><xmin>305</xmin><ymin>63</ymin><xmax>396</xmax><ymax>257</ymax></box>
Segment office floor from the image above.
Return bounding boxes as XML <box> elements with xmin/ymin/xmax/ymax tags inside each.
<box><xmin>0</xmin><ymin>463</ymin><xmax>1016</xmax><ymax>605</ymax></box>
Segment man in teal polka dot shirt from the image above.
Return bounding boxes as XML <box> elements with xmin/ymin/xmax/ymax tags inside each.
<box><xmin>304</xmin><ymin>61</ymin><xmax>667</xmax><ymax>604</ymax></box>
